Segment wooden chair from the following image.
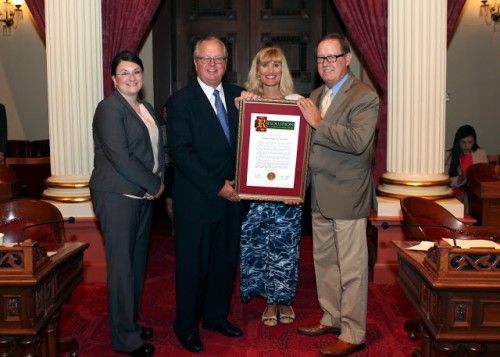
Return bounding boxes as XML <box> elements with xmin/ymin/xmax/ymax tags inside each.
<box><xmin>0</xmin><ymin>198</ymin><xmax>65</xmax><ymax>244</ymax></box>
<box><xmin>0</xmin><ymin>165</ymin><xmax>19</xmax><ymax>203</ymax></box>
<box><xmin>400</xmin><ymin>196</ymin><xmax>499</xmax><ymax>242</ymax></box>
<box><xmin>468</xmin><ymin>162</ymin><xmax>500</xmax><ymax>179</ymax></box>
<box><xmin>466</xmin><ymin>163</ymin><xmax>500</xmax><ymax>229</ymax></box>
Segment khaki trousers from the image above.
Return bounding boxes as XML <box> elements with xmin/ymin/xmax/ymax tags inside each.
<box><xmin>311</xmin><ymin>210</ymin><xmax>368</xmax><ymax>344</ymax></box>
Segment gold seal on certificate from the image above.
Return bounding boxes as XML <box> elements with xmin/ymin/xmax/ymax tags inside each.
<box><xmin>267</xmin><ymin>172</ymin><xmax>276</xmax><ymax>181</ymax></box>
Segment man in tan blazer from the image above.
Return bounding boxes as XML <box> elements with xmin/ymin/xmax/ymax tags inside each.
<box><xmin>297</xmin><ymin>33</ymin><xmax>379</xmax><ymax>357</ymax></box>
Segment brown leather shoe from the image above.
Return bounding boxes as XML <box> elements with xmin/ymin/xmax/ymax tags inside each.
<box><xmin>297</xmin><ymin>323</ymin><xmax>340</xmax><ymax>336</ymax></box>
<box><xmin>320</xmin><ymin>339</ymin><xmax>365</xmax><ymax>357</ymax></box>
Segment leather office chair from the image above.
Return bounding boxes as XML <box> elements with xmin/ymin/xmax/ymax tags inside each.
<box><xmin>0</xmin><ymin>198</ymin><xmax>65</xmax><ymax>244</ymax></box>
<box><xmin>400</xmin><ymin>196</ymin><xmax>499</xmax><ymax>242</ymax></box>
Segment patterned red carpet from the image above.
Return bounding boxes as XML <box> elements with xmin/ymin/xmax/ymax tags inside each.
<box><xmin>60</xmin><ymin>223</ymin><xmax>419</xmax><ymax>356</ymax></box>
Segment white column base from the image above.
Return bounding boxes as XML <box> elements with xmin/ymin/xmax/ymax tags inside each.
<box><xmin>42</xmin><ymin>200</ymin><xmax>95</xmax><ymax>218</ymax></box>
<box><xmin>377</xmin><ymin>183</ymin><xmax>453</xmax><ymax>199</ymax></box>
<box><xmin>42</xmin><ymin>175</ymin><xmax>91</xmax><ymax>203</ymax></box>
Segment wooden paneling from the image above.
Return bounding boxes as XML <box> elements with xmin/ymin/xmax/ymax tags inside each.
<box><xmin>153</xmin><ymin>0</ymin><xmax>343</xmax><ymax>102</ymax></box>
<box><xmin>175</xmin><ymin>0</ymin><xmax>250</xmax><ymax>87</ymax></box>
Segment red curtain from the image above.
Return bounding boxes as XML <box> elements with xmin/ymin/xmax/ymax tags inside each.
<box><xmin>448</xmin><ymin>0</ymin><xmax>467</xmax><ymax>44</ymax></box>
<box><xmin>333</xmin><ymin>0</ymin><xmax>387</xmax><ymax>186</ymax></box>
<box><xmin>25</xmin><ymin>0</ymin><xmax>161</xmax><ymax>97</ymax></box>
<box><xmin>332</xmin><ymin>0</ymin><xmax>466</xmax><ymax>186</ymax></box>
<box><xmin>25</xmin><ymin>0</ymin><xmax>45</xmax><ymax>39</ymax></box>
<box><xmin>102</xmin><ymin>0</ymin><xmax>161</xmax><ymax>96</ymax></box>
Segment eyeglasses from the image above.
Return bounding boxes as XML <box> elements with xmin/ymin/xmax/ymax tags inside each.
<box><xmin>115</xmin><ymin>69</ymin><xmax>143</xmax><ymax>77</ymax></box>
<box><xmin>314</xmin><ymin>54</ymin><xmax>345</xmax><ymax>64</ymax></box>
<box><xmin>196</xmin><ymin>56</ymin><xmax>227</xmax><ymax>64</ymax></box>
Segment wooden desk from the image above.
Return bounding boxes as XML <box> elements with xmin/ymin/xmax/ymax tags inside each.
<box><xmin>467</xmin><ymin>163</ymin><xmax>500</xmax><ymax>229</ymax></box>
<box><xmin>368</xmin><ymin>212</ymin><xmax>476</xmax><ymax>284</ymax></box>
<box><xmin>392</xmin><ymin>241</ymin><xmax>500</xmax><ymax>356</ymax></box>
<box><xmin>0</xmin><ymin>240</ymin><xmax>89</xmax><ymax>356</ymax></box>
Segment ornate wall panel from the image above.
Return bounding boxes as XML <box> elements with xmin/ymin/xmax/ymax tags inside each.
<box><xmin>171</xmin><ymin>0</ymin><xmax>324</xmax><ymax>95</ymax></box>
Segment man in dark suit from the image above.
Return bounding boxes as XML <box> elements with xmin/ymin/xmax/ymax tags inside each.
<box><xmin>296</xmin><ymin>33</ymin><xmax>379</xmax><ymax>357</ymax></box>
<box><xmin>167</xmin><ymin>36</ymin><xmax>244</xmax><ymax>353</ymax></box>
<box><xmin>0</xmin><ymin>104</ymin><xmax>7</xmax><ymax>165</ymax></box>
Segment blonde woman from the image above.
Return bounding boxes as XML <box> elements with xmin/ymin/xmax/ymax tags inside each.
<box><xmin>239</xmin><ymin>46</ymin><xmax>302</xmax><ymax>327</ymax></box>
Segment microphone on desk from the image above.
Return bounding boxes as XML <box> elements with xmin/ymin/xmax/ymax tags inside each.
<box><xmin>381</xmin><ymin>221</ymin><xmax>458</xmax><ymax>247</ymax></box>
<box><xmin>19</xmin><ymin>216</ymin><xmax>76</xmax><ymax>242</ymax></box>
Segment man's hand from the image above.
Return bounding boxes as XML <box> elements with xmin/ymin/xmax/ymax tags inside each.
<box><xmin>217</xmin><ymin>180</ymin><xmax>240</xmax><ymax>202</ymax></box>
<box><xmin>297</xmin><ymin>97</ymin><xmax>322</xmax><ymax>128</ymax></box>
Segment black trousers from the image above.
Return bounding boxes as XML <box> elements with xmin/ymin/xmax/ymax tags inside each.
<box><xmin>173</xmin><ymin>201</ymin><xmax>241</xmax><ymax>336</ymax></box>
<box><xmin>91</xmin><ymin>190</ymin><xmax>153</xmax><ymax>352</ymax></box>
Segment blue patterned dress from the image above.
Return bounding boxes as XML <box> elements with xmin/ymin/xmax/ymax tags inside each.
<box><xmin>240</xmin><ymin>202</ymin><xmax>302</xmax><ymax>305</ymax></box>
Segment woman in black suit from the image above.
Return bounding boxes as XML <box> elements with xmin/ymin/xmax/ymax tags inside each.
<box><xmin>90</xmin><ymin>51</ymin><xmax>164</xmax><ymax>357</ymax></box>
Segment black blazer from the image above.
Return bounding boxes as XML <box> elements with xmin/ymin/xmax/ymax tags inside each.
<box><xmin>167</xmin><ymin>80</ymin><xmax>243</xmax><ymax>220</ymax></box>
<box><xmin>90</xmin><ymin>90</ymin><xmax>165</xmax><ymax>196</ymax></box>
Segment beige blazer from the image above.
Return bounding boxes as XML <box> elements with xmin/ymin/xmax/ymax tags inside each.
<box><xmin>309</xmin><ymin>74</ymin><xmax>380</xmax><ymax>220</ymax></box>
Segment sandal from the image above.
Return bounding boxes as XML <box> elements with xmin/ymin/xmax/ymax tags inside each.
<box><xmin>262</xmin><ymin>303</ymin><xmax>278</xmax><ymax>327</ymax></box>
<box><xmin>278</xmin><ymin>305</ymin><xmax>295</xmax><ymax>324</ymax></box>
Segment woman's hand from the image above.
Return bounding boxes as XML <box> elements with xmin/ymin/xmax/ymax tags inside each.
<box><xmin>234</xmin><ymin>91</ymin><xmax>260</xmax><ymax>109</ymax></box>
<box><xmin>456</xmin><ymin>167</ymin><xmax>466</xmax><ymax>185</ymax></box>
<box><xmin>145</xmin><ymin>182</ymin><xmax>165</xmax><ymax>200</ymax></box>
<box><xmin>283</xmin><ymin>199</ymin><xmax>302</xmax><ymax>206</ymax></box>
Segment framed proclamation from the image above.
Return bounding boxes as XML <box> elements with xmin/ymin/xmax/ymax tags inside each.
<box><xmin>235</xmin><ymin>99</ymin><xmax>310</xmax><ymax>202</ymax></box>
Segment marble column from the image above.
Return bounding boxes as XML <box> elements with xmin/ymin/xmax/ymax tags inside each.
<box><xmin>42</xmin><ymin>0</ymin><xmax>102</xmax><ymax>216</ymax></box>
<box><xmin>377</xmin><ymin>0</ymin><xmax>457</xmax><ymax>216</ymax></box>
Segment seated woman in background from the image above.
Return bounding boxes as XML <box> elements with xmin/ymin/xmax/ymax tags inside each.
<box><xmin>446</xmin><ymin>125</ymin><xmax>488</xmax><ymax>204</ymax></box>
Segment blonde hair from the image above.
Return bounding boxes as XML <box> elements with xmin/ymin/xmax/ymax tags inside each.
<box><xmin>245</xmin><ymin>46</ymin><xmax>295</xmax><ymax>97</ymax></box>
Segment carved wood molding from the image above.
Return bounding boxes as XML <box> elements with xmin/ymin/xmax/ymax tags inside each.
<box><xmin>261</xmin><ymin>0</ymin><xmax>309</xmax><ymax>20</ymax></box>
<box><xmin>188</xmin><ymin>0</ymin><xmax>236</xmax><ymax>21</ymax></box>
<box><xmin>449</xmin><ymin>253</ymin><xmax>500</xmax><ymax>272</ymax></box>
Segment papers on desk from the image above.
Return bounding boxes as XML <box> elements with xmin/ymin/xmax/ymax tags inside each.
<box><xmin>405</xmin><ymin>239</ymin><xmax>500</xmax><ymax>251</ymax></box>
<box><xmin>442</xmin><ymin>238</ymin><xmax>500</xmax><ymax>249</ymax></box>
<box><xmin>406</xmin><ymin>241</ymin><xmax>436</xmax><ymax>251</ymax></box>
<box><xmin>0</xmin><ymin>243</ymin><xmax>18</xmax><ymax>247</ymax></box>
<box><xmin>47</xmin><ymin>251</ymin><xmax>57</xmax><ymax>257</ymax></box>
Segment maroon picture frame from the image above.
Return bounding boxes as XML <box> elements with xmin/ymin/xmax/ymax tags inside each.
<box><xmin>235</xmin><ymin>99</ymin><xmax>310</xmax><ymax>202</ymax></box>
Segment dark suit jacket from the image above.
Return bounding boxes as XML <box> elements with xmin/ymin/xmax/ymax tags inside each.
<box><xmin>309</xmin><ymin>74</ymin><xmax>379</xmax><ymax>220</ymax></box>
<box><xmin>90</xmin><ymin>90</ymin><xmax>165</xmax><ymax>196</ymax></box>
<box><xmin>0</xmin><ymin>104</ymin><xmax>7</xmax><ymax>155</ymax></box>
<box><xmin>167</xmin><ymin>80</ymin><xmax>243</xmax><ymax>221</ymax></box>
